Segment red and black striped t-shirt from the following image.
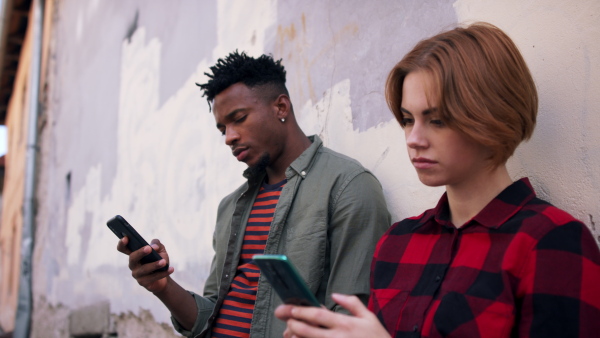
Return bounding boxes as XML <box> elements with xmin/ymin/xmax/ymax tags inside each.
<box><xmin>211</xmin><ymin>179</ymin><xmax>286</xmax><ymax>338</ymax></box>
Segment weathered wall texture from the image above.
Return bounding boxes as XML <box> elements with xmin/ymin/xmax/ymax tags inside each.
<box><xmin>2</xmin><ymin>0</ymin><xmax>596</xmax><ymax>337</ymax></box>
<box><xmin>0</xmin><ymin>3</ymin><xmax>34</xmax><ymax>331</ymax></box>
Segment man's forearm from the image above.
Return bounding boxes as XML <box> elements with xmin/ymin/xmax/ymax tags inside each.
<box><xmin>153</xmin><ymin>277</ymin><xmax>199</xmax><ymax>330</ymax></box>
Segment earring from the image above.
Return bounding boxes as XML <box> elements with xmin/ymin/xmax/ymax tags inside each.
<box><xmin>280</xmin><ymin>118</ymin><xmax>286</xmax><ymax>123</ymax></box>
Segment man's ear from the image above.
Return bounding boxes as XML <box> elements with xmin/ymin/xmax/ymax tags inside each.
<box><xmin>273</xmin><ymin>94</ymin><xmax>291</xmax><ymax>120</ymax></box>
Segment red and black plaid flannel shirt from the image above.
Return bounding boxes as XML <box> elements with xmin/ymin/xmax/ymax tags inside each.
<box><xmin>368</xmin><ymin>178</ymin><xmax>600</xmax><ymax>337</ymax></box>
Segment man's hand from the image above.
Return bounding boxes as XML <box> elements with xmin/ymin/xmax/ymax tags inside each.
<box><xmin>275</xmin><ymin>293</ymin><xmax>391</xmax><ymax>338</ymax></box>
<box><xmin>117</xmin><ymin>237</ymin><xmax>174</xmax><ymax>294</ymax></box>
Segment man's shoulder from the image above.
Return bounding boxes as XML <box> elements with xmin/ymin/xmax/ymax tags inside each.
<box><xmin>314</xmin><ymin>145</ymin><xmax>369</xmax><ymax>175</ymax></box>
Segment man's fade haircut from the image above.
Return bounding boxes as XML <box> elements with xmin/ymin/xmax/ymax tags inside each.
<box><xmin>197</xmin><ymin>50</ymin><xmax>289</xmax><ymax>110</ymax></box>
<box><xmin>386</xmin><ymin>22</ymin><xmax>538</xmax><ymax>167</ymax></box>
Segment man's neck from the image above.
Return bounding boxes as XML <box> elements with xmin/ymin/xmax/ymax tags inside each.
<box><xmin>265</xmin><ymin>133</ymin><xmax>311</xmax><ymax>184</ymax></box>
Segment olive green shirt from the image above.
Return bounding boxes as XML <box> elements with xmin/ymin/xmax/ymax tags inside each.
<box><xmin>172</xmin><ymin>135</ymin><xmax>390</xmax><ymax>337</ymax></box>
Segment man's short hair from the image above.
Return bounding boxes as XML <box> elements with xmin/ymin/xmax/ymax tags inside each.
<box><xmin>197</xmin><ymin>50</ymin><xmax>289</xmax><ymax>109</ymax></box>
<box><xmin>386</xmin><ymin>22</ymin><xmax>538</xmax><ymax>167</ymax></box>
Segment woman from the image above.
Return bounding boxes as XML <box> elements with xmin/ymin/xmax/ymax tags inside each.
<box><xmin>275</xmin><ymin>22</ymin><xmax>600</xmax><ymax>337</ymax></box>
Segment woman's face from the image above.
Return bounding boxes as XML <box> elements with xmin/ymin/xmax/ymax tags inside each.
<box><xmin>400</xmin><ymin>70</ymin><xmax>491</xmax><ymax>188</ymax></box>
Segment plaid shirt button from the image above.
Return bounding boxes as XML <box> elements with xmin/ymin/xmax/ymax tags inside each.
<box><xmin>435</xmin><ymin>275</ymin><xmax>441</xmax><ymax>282</ymax></box>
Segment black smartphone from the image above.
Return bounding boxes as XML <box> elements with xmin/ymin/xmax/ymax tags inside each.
<box><xmin>107</xmin><ymin>215</ymin><xmax>168</xmax><ymax>273</ymax></box>
<box><xmin>253</xmin><ymin>254</ymin><xmax>320</xmax><ymax>307</ymax></box>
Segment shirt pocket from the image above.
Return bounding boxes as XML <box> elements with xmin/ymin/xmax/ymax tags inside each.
<box><xmin>283</xmin><ymin>217</ymin><xmax>327</xmax><ymax>286</ymax></box>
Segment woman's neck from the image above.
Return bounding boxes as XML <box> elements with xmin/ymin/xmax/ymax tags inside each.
<box><xmin>446</xmin><ymin>164</ymin><xmax>512</xmax><ymax>228</ymax></box>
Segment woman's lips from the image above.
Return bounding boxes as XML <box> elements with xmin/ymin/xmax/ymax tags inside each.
<box><xmin>412</xmin><ymin>157</ymin><xmax>437</xmax><ymax>169</ymax></box>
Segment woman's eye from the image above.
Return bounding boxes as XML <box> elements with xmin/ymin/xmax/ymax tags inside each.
<box><xmin>430</xmin><ymin>119</ymin><xmax>445</xmax><ymax>127</ymax></box>
<box><xmin>400</xmin><ymin>118</ymin><xmax>414</xmax><ymax>127</ymax></box>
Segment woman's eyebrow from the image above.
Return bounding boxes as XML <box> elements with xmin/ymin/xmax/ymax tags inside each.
<box><xmin>422</xmin><ymin>108</ymin><xmax>438</xmax><ymax>116</ymax></box>
<box><xmin>400</xmin><ymin>107</ymin><xmax>438</xmax><ymax>116</ymax></box>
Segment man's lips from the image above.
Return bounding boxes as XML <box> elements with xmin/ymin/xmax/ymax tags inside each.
<box><xmin>412</xmin><ymin>157</ymin><xmax>437</xmax><ymax>169</ymax></box>
<box><xmin>232</xmin><ymin>147</ymin><xmax>249</xmax><ymax>162</ymax></box>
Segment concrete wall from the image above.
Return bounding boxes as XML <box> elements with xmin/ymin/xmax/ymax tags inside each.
<box><xmin>9</xmin><ymin>0</ymin><xmax>598</xmax><ymax>336</ymax></box>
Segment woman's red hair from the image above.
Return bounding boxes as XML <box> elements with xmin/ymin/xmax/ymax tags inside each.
<box><xmin>386</xmin><ymin>22</ymin><xmax>538</xmax><ymax>167</ymax></box>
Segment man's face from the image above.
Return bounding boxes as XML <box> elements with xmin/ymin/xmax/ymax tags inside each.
<box><xmin>213</xmin><ymin>83</ymin><xmax>284</xmax><ymax>170</ymax></box>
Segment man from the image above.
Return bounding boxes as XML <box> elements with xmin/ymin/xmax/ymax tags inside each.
<box><xmin>117</xmin><ymin>51</ymin><xmax>390</xmax><ymax>337</ymax></box>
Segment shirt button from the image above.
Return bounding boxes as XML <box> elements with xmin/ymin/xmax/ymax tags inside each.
<box><xmin>301</xmin><ymin>171</ymin><xmax>306</xmax><ymax>177</ymax></box>
<box><xmin>435</xmin><ymin>275</ymin><xmax>441</xmax><ymax>282</ymax></box>
<box><xmin>225</xmin><ymin>274</ymin><xmax>228</xmax><ymax>278</ymax></box>
<box><xmin>413</xmin><ymin>325</ymin><xmax>418</xmax><ymax>332</ymax></box>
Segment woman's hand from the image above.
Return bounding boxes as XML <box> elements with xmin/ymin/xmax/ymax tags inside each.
<box><xmin>275</xmin><ymin>293</ymin><xmax>391</xmax><ymax>338</ymax></box>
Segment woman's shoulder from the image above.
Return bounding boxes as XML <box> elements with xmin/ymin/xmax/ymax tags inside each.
<box><xmin>512</xmin><ymin>196</ymin><xmax>586</xmax><ymax>236</ymax></box>
<box><xmin>506</xmin><ymin>197</ymin><xmax>599</xmax><ymax>258</ymax></box>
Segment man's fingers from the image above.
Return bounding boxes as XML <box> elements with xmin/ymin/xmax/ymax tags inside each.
<box><xmin>150</xmin><ymin>238</ymin><xmax>162</xmax><ymax>250</ymax></box>
<box><xmin>331</xmin><ymin>293</ymin><xmax>371</xmax><ymax>317</ymax></box>
<box><xmin>131</xmin><ymin>258</ymin><xmax>171</xmax><ymax>280</ymax></box>
<box><xmin>128</xmin><ymin>245</ymin><xmax>152</xmax><ymax>270</ymax></box>
<box><xmin>134</xmin><ymin>266</ymin><xmax>174</xmax><ymax>289</ymax></box>
<box><xmin>116</xmin><ymin>237</ymin><xmax>131</xmax><ymax>255</ymax></box>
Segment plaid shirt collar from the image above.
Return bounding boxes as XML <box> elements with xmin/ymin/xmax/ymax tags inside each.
<box><xmin>416</xmin><ymin>178</ymin><xmax>537</xmax><ymax>230</ymax></box>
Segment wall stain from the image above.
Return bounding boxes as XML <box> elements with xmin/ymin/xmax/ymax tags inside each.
<box><xmin>125</xmin><ymin>10</ymin><xmax>139</xmax><ymax>42</ymax></box>
<box><xmin>372</xmin><ymin>147</ymin><xmax>390</xmax><ymax>173</ymax></box>
<box><xmin>275</xmin><ymin>14</ymin><xmax>359</xmax><ymax>107</ymax></box>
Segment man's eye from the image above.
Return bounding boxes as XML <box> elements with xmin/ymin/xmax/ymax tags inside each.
<box><xmin>219</xmin><ymin>129</ymin><xmax>225</xmax><ymax>136</ymax></box>
<box><xmin>235</xmin><ymin>115</ymin><xmax>247</xmax><ymax>123</ymax></box>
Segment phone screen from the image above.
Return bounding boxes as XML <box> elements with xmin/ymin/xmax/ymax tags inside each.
<box><xmin>253</xmin><ymin>254</ymin><xmax>320</xmax><ymax>307</ymax></box>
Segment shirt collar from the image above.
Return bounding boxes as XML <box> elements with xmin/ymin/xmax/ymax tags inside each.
<box><xmin>425</xmin><ymin>177</ymin><xmax>537</xmax><ymax>230</ymax></box>
<box><xmin>244</xmin><ymin>135</ymin><xmax>320</xmax><ymax>186</ymax></box>
<box><xmin>286</xmin><ymin>135</ymin><xmax>322</xmax><ymax>180</ymax></box>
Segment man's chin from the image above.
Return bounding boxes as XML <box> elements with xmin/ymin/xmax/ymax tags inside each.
<box><xmin>242</xmin><ymin>153</ymin><xmax>270</xmax><ymax>179</ymax></box>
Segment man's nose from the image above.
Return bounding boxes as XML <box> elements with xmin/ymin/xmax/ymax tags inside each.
<box><xmin>225</xmin><ymin>127</ymin><xmax>240</xmax><ymax>146</ymax></box>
